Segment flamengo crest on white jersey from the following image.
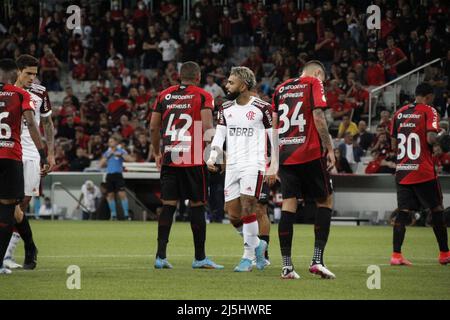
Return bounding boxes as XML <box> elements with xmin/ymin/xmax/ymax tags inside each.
<box><xmin>215</xmin><ymin>96</ymin><xmax>272</xmax><ymax>169</ymax></box>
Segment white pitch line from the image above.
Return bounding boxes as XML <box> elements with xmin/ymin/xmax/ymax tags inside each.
<box><xmin>18</xmin><ymin>253</ymin><xmax>440</xmax><ymax>261</ymax></box>
<box><xmin>7</xmin><ymin>262</ymin><xmax>447</xmax><ymax>274</ymax></box>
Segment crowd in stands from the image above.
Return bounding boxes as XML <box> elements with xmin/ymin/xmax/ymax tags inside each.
<box><xmin>0</xmin><ymin>0</ymin><xmax>449</xmax><ymax>175</ymax></box>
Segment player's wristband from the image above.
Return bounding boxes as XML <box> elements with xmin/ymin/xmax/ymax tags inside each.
<box><xmin>38</xmin><ymin>149</ymin><xmax>48</xmax><ymax>166</ymax></box>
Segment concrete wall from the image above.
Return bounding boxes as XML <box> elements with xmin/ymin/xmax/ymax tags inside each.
<box><xmin>41</xmin><ymin>172</ymin><xmax>450</xmax><ymax>221</ymax></box>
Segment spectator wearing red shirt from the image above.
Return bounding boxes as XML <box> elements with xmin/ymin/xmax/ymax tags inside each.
<box><xmin>219</xmin><ymin>7</ymin><xmax>232</xmax><ymax>43</ymax></box>
<box><xmin>250</xmin><ymin>2</ymin><xmax>267</xmax><ymax>31</ymax></box>
<box><xmin>424</xmin><ymin>27</ymin><xmax>442</xmax><ymax>61</ymax></box>
<box><xmin>123</xmin><ymin>25</ymin><xmax>141</xmax><ymax>71</ymax></box>
<box><xmin>428</xmin><ymin>0</ymin><xmax>448</xmax><ymax>28</ymax></box>
<box><xmin>110</xmin><ymin>2</ymin><xmax>124</xmax><ymax>22</ymax></box>
<box><xmin>75</xmin><ymin>127</ymin><xmax>90</xmax><ymax>150</ymax></box>
<box><xmin>68</xmin><ymin>33</ymin><xmax>84</xmax><ymax>69</ymax></box>
<box><xmin>314</xmin><ymin>28</ymin><xmax>337</xmax><ymax>71</ymax></box>
<box><xmin>40</xmin><ymin>47</ymin><xmax>62</xmax><ymax>91</ymax></box>
<box><xmin>72</xmin><ymin>61</ymin><xmax>87</xmax><ymax>80</ymax></box>
<box><xmin>133</xmin><ymin>1</ymin><xmax>149</xmax><ymax>28</ymax></box>
<box><xmin>379</xmin><ymin>110</ymin><xmax>392</xmax><ymax>129</ymax></box>
<box><xmin>383</xmin><ymin>37</ymin><xmax>407</xmax><ymax>81</ymax></box>
<box><xmin>243</xmin><ymin>50</ymin><xmax>263</xmax><ymax>79</ymax></box>
<box><xmin>282</xmin><ymin>1</ymin><xmax>297</xmax><ymax>25</ymax></box>
<box><xmin>160</xmin><ymin>0</ymin><xmax>178</xmax><ymax>18</ymax></box>
<box><xmin>108</xmin><ymin>94</ymin><xmax>130</xmax><ymax>125</ymax></box>
<box><xmin>297</xmin><ymin>1</ymin><xmax>315</xmax><ymax>41</ymax></box>
<box><xmin>366</xmin><ymin>55</ymin><xmax>386</xmax><ymax>86</ymax></box>
<box><xmin>327</xmin><ymin>80</ymin><xmax>351</xmax><ymax>121</ymax></box>
<box><xmin>379</xmin><ymin>9</ymin><xmax>397</xmax><ymax>40</ymax></box>
<box><xmin>433</xmin><ymin>144</ymin><xmax>450</xmax><ymax>174</ymax></box>
<box><xmin>53</xmin><ymin>145</ymin><xmax>70</xmax><ymax>172</ymax></box>
<box><xmin>119</xmin><ymin>115</ymin><xmax>135</xmax><ymax>140</ymax></box>
<box><xmin>112</xmin><ymin>78</ymin><xmax>128</xmax><ymax>97</ymax></box>
<box><xmin>344</xmin><ymin>81</ymin><xmax>369</xmax><ymax>121</ymax></box>
<box><xmin>370</xmin><ymin>131</ymin><xmax>391</xmax><ymax>158</ymax></box>
<box><xmin>136</xmin><ymin>86</ymin><xmax>151</xmax><ymax>109</ymax></box>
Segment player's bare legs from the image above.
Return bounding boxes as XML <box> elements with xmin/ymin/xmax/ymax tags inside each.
<box><xmin>227</xmin><ymin>198</ymin><xmax>242</xmax><ymax>236</ymax></box>
<box><xmin>235</xmin><ymin>194</ymin><xmax>267</xmax><ymax>271</ymax></box>
<box><xmin>117</xmin><ymin>190</ymin><xmax>129</xmax><ymax>220</ymax></box>
<box><xmin>309</xmin><ymin>195</ymin><xmax>335</xmax><ymax>279</ymax></box>
<box><xmin>256</xmin><ymin>202</ymin><xmax>270</xmax><ymax>262</ymax></box>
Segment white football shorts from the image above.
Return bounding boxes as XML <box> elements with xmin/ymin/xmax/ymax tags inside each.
<box><xmin>23</xmin><ymin>158</ymin><xmax>40</xmax><ymax>197</ymax></box>
<box><xmin>224</xmin><ymin>165</ymin><xmax>265</xmax><ymax>202</ymax></box>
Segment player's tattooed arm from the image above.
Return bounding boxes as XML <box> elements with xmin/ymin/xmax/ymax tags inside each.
<box><xmin>313</xmin><ymin>108</ymin><xmax>335</xmax><ymax>170</ymax></box>
<box><xmin>23</xmin><ymin>110</ymin><xmax>47</xmax><ymax>165</ymax></box>
<box><xmin>41</xmin><ymin>115</ymin><xmax>55</xmax><ymax>170</ymax></box>
<box><xmin>265</xmin><ymin>112</ymin><xmax>279</xmax><ymax>185</ymax></box>
<box><xmin>150</xmin><ymin>111</ymin><xmax>163</xmax><ymax>170</ymax></box>
<box><xmin>201</xmin><ymin>109</ymin><xmax>214</xmax><ymax>133</ymax></box>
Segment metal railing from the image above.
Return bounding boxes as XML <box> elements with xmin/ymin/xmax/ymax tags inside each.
<box><xmin>50</xmin><ymin>182</ymin><xmax>89</xmax><ymax>221</ymax></box>
<box><xmin>368</xmin><ymin>58</ymin><xmax>442</xmax><ymax>128</ymax></box>
<box><xmin>124</xmin><ymin>187</ymin><xmax>150</xmax><ymax>221</ymax></box>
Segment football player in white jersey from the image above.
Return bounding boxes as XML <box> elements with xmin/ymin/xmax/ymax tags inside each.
<box><xmin>207</xmin><ymin>67</ymin><xmax>276</xmax><ymax>272</ymax></box>
<box><xmin>3</xmin><ymin>55</ymin><xmax>55</xmax><ymax>270</ymax></box>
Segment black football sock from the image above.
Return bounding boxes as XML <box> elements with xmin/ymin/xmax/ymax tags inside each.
<box><xmin>279</xmin><ymin>211</ymin><xmax>296</xmax><ymax>267</ymax></box>
<box><xmin>259</xmin><ymin>235</ymin><xmax>270</xmax><ymax>259</ymax></box>
<box><xmin>393</xmin><ymin>210</ymin><xmax>409</xmax><ymax>253</ymax></box>
<box><xmin>156</xmin><ymin>205</ymin><xmax>176</xmax><ymax>259</ymax></box>
<box><xmin>190</xmin><ymin>206</ymin><xmax>206</xmax><ymax>261</ymax></box>
<box><xmin>15</xmin><ymin>214</ymin><xmax>35</xmax><ymax>251</ymax></box>
<box><xmin>312</xmin><ymin>207</ymin><xmax>332</xmax><ymax>265</ymax></box>
<box><xmin>431</xmin><ymin>211</ymin><xmax>449</xmax><ymax>252</ymax></box>
<box><xmin>0</xmin><ymin>204</ymin><xmax>15</xmax><ymax>262</ymax></box>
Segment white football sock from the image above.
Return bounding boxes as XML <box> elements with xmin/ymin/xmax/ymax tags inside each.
<box><xmin>242</xmin><ymin>215</ymin><xmax>260</xmax><ymax>260</ymax></box>
<box><xmin>4</xmin><ymin>232</ymin><xmax>21</xmax><ymax>261</ymax></box>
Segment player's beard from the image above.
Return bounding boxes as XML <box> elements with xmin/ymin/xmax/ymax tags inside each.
<box><xmin>225</xmin><ymin>91</ymin><xmax>240</xmax><ymax>101</ymax></box>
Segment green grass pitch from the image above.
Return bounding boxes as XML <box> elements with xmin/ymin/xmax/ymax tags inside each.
<box><xmin>1</xmin><ymin>221</ymin><xmax>449</xmax><ymax>300</ymax></box>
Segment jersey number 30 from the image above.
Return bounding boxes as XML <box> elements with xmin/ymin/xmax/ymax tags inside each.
<box><xmin>397</xmin><ymin>133</ymin><xmax>421</xmax><ymax>160</ymax></box>
<box><xmin>278</xmin><ymin>102</ymin><xmax>306</xmax><ymax>134</ymax></box>
<box><xmin>0</xmin><ymin>112</ymin><xmax>11</xmax><ymax>139</ymax></box>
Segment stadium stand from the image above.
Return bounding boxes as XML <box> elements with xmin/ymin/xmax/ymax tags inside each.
<box><xmin>1</xmin><ymin>0</ymin><xmax>449</xmax><ymax>220</ymax></box>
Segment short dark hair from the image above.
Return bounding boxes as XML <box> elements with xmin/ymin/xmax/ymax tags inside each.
<box><xmin>415</xmin><ymin>82</ymin><xmax>434</xmax><ymax>97</ymax></box>
<box><xmin>16</xmin><ymin>54</ymin><xmax>39</xmax><ymax>70</ymax></box>
<box><xmin>0</xmin><ymin>59</ymin><xmax>18</xmax><ymax>72</ymax></box>
<box><xmin>303</xmin><ymin>60</ymin><xmax>326</xmax><ymax>74</ymax></box>
<box><xmin>180</xmin><ymin>61</ymin><xmax>201</xmax><ymax>81</ymax></box>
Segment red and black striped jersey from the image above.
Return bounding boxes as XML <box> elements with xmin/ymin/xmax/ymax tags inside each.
<box><xmin>152</xmin><ymin>84</ymin><xmax>214</xmax><ymax>167</ymax></box>
<box><xmin>390</xmin><ymin>103</ymin><xmax>439</xmax><ymax>185</ymax></box>
<box><xmin>0</xmin><ymin>83</ymin><xmax>34</xmax><ymax>161</ymax></box>
<box><xmin>272</xmin><ymin>76</ymin><xmax>327</xmax><ymax>165</ymax></box>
